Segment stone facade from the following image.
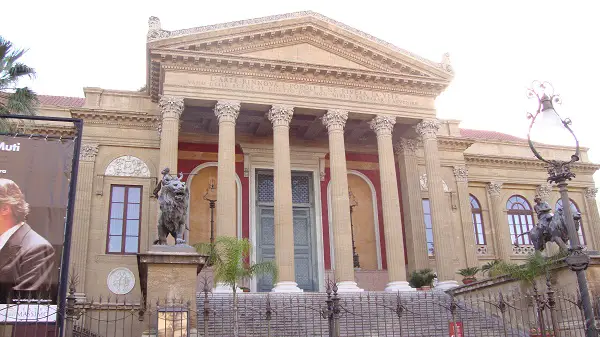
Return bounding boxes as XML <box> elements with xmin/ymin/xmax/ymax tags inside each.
<box><xmin>32</xmin><ymin>12</ymin><xmax>600</xmax><ymax>300</ymax></box>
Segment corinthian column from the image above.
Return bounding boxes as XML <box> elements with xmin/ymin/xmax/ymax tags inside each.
<box><xmin>584</xmin><ymin>187</ymin><xmax>599</xmax><ymax>249</ymax></box>
<box><xmin>453</xmin><ymin>166</ymin><xmax>478</xmax><ymax>268</ymax></box>
<box><xmin>415</xmin><ymin>119</ymin><xmax>458</xmax><ymax>290</ymax></box>
<box><xmin>323</xmin><ymin>110</ymin><xmax>362</xmax><ymax>292</ymax></box>
<box><xmin>268</xmin><ymin>105</ymin><xmax>302</xmax><ymax>292</ymax></box>
<box><xmin>70</xmin><ymin>143</ymin><xmax>99</xmax><ymax>296</ymax></box>
<box><xmin>395</xmin><ymin>138</ymin><xmax>429</xmax><ymax>273</ymax></box>
<box><xmin>487</xmin><ymin>182</ymin><xmax>511</xmax><ymax>261</ymax></box>
<box><xmin>158</xmin><ymin>96</ymin><xmax>184</xmax><ymax>172</ymax></box>
<box><xmin>369</xmin><ymin>115</ymin><xmax>412</xmax><ymax>292</ymax></box>
<box><xmin>214</xmin><ymin>101</ymin><xmax>240</xmax><ymax>238</ymax></box>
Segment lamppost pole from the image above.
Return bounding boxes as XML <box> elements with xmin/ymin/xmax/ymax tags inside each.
<box><xmin>204</xmin><ymin>178</ymin><xmax>218</xmax><ymax>245</ymax></box>
<box><xmin>526</xmin><ymin>81</ymin><xmax>596</xmax><ymax>336</ymax></box>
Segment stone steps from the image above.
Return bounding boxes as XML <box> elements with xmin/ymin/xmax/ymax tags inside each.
<box><xmin>196</xmin><ymin>291</ymin><xmax>529</xmax><ymax>336</ymax></box>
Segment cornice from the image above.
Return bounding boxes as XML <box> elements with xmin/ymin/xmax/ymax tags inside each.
<box><xmin>437</xmin><ymin>136</ymin><xmax>474</xmax><ymax>152</ymax></box>
<box><xmin>465</xmin><ymin>154</ymin><xmax>600</xmax><ymax>174</ymax></box>
<box><xmin>16</xmin><ymin>124</ymin><xmax>76</xmax><ymax>137</ymax></box>
<box><xmin>71</xmin><ymin>109</ymin><xmax>159</xmax><ymax>130</ymax></box>
<box><xmin>146</xmin><ymin>11</ymin><xmax>451</xmax><ymax>77</ymax></box>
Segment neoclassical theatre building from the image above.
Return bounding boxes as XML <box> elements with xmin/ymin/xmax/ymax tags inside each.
<box><xmin>32</xmin><ymin>12</ymin><xmax>599</xmax><ymax>297</ymax></box>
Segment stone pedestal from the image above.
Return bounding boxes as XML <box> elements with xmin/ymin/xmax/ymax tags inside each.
<box><xmin>138</xmin><ymin>245</ymin><xmax>207</xmax><ymax>334</ymax></box>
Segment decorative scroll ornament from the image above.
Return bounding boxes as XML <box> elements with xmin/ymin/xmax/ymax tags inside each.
<box><xmin>486</xmin><ymin>181</ymin><xmax>503</xmax><ymax>197</ymax></box>
<box><xmin>322</xmin><ymin>109</ymin><xmax>348</xmax><ymax>132</ymax></box>
<box><xmin>105</xmin><ymin>156</ymin><xmax>151</xmax><ymax>177</ymax></box>
<box><xmin>415</xmin><ymin>119</ymin><xmax>441</xmax><ymax>139</ymax></box>
<box><xmin>585</xmin><ymin>187</ymin><xmax>598</xmax><ymax>199</ymax></box>
<box><xmin>419</xmin><ymin>173</ymin><xmax>450</xmax><ymax>192</ymax></box>
<box><xmin>453</xmin><ymin>166</ymin><xmax>468</xmax><ymax>182</ymax></box>
<box><xmin>214</xmin><ymin>100</ymin><xmax>241</xmax><ymax>123</ymax></box>
<box><xmin>535</xmin><ymin>183</ymin><xmax>553</xmax><ymax>202</ymax></box>
<box><xmin>80</xmin><ymin>143</ymin><xmax>99</xmax><ymax>162</ymax></box>
<box><xmin>107</xmin><ymin>267</ymin><xmax>136</xmax><ymax>295</ymax></box>
<box><xmin>147</xmin><ymin>16</ymin><xmax>171</xmax><ymax>41</ymax></box>
<box><xmin>369</xmin><ymin>115</ymin><xmax>396</xmax><ymax>136</ymax></box>
<box><xmin>394</xmin><ymin>138</ymin><xmax>419</xmax><ymax>155</ymax></box>
<box><xmin>267</xmin><ymin>105</ymin><xmax>294</xmax><ymax>127</ymax></box>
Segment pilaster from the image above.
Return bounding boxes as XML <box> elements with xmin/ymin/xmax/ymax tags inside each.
<box><xmin>214</xmin><ymin>101</ymin><xmax>240</xmax><ymax>238</ymax></box>
<box><xmin>584</xmin><ymin>187</ymin><xmax>599</xmax><ymax>249</ymax></box>
<box><xmin>70</xmin><ymin>143</ymin><xmax>99</xmax><ymax>296</ymax></box>
<box><xmin>453</xmin><ymin>166</ymin><xmax>478</xmax><ymax>268</ymax></box>
<box><xmin>487</xmin><ymin>182</ymin><xmax>511</xmax><ymax>261</ymax></box>
<box><xmin>415</xmin><ymin>119</ymin><xmax>458</xmax><ymax>290</ymax></box>
<box><xmin>370</xmin><ymin>115</ymin><xmax>412</xmax><ymax>292</ymax></box>
<box><xmin>395</xmin><ymin>138</ymin><xmax>429</xmax><ymax>273</ymax></box>
<box><xmin>323</xmin><ymin>109</ymin><xmax>362</xmax><ymax>292</ymax></box>
<box><xmin>268</xmin><ymin>105</ymin><xmax>302</xmax><ymax>292</ymax></box>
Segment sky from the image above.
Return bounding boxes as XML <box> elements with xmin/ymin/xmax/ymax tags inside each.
<box><xmin>2</xmin><ymin>0</ymin><xmax>600</xmax><ymax>188</ymax></box>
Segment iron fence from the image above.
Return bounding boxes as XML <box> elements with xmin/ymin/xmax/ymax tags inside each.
<box><xmin>2</xmin><ymin>282</ymin><xmax>600</xmax><ymax>336</ymax></box>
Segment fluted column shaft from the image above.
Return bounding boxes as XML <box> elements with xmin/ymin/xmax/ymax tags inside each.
<box><xmin>416</xmin><ymin>119</ymin><xmax>457</xmax><ymax>287</ymax></box>
<box><xmin>487</xmin><ymin>182</ymin><xmax>511</xmax><ymax>261</ymax></box>
<box><xmin>268</xmin><ymin>105</ymin><xmax>300</xmax><ymax>292</ymax></box>
<box><xmin>158</xmin><ymin>96</ymin><xmax>184</xmax><ymax>173</ymax></box>
<box><xmin>323</xmin><ymin>110</ymin><xmax>361</xmax><ymax>292</ymax></box>
<box><xmin>214</xmin><ymin>101</ymin><xmax>240</xmax><ymax>238</ymax></box>
<box><xmin>584</xmin><ymin>188</ymin><xmax>599</xmax><ymax>250</ymax></box>
<box><xmin>370</xmin><ymin>116</ymin><xmax>411</xmax><ymax>292</ymax></box>
<box><xmin>453</xmin><ymin>166</ymin><xmax>478</xmax><ymax>268</ymax></box>
<box><xmin>395</xmin><ymin>139</ymin><xmax>429</xmax><ymax>272</ymax></box>
<box><xmin>70</xmin><ymin>143</ymin><xmax>98</xmax><ymax>295</ymax></box>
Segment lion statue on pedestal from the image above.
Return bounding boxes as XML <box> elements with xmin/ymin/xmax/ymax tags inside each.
<box><xmin>153</xmin><ymin>168</ymin><xmax>189</xmax><ymax>245</ymax></box>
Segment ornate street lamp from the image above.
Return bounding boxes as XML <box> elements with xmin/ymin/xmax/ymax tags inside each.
<box><xmin>203</xmin><ymin>177</ymin><xmax>217</xmax><ymax>245</ymax></box>
<box><xmin>348</xmin><ymin>188</ymin><xmax>360</xmax><ymax>269</ymax></box>
<box><xmin>526</xmin><ymin>81</ymin><xmax>597</xmax><ymax>335</ymax></box>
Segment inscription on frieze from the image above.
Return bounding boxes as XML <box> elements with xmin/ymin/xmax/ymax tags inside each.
<box><xmin>183</xmin><ymin>74</ymin><xmax>426</xmax><ymax>108</ymax></box>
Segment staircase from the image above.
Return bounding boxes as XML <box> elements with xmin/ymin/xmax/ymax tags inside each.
<box><xmin>196</xmin><ymin>291</ymin><xmax>529</xmax><ymax>336</ymax></box>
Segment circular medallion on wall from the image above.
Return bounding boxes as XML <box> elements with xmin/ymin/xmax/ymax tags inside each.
<box><xmin>107</xmin><ymin>267</ymin><xmax>136</xmax><ymax>295</ymax></box>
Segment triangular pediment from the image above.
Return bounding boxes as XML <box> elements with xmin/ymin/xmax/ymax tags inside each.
<box><xmin>147</xmin><ymin>11</ymin><xmax>454</xmax><ymax>80</ymax></box>
<box><xmin>236</xmin><ymin>42</ymin><xmax>374</xmax><ymax>71</ymax></box>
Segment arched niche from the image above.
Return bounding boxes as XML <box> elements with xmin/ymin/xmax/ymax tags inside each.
<box><xmin>327</xmin><ymin>170</ymin><xmax>382</xmax><ymax>271</ymax></box>
<box><xmin>186</xmin><ymin>162</ymin><xmax>242</xmax><ymax>245</ymax></box>
<box><xmin>105</xmin><ymin>156</ymin><xmax>151</xmax><ymax>177</ymax></box>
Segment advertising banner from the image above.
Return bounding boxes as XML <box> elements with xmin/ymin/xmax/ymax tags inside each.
<box><xmin>0</xmin><ymin>135</ymin><xmax>74</xmax><ymax>304</ymax></box>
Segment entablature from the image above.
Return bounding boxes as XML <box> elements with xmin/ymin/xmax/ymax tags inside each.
<box><xmin>71</xmin><ymin>109</ymin><xmax>159</xmax><ymax>130</ymax></box>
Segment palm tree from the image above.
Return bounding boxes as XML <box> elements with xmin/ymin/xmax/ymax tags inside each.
<box><xmin>0</xmin><ymin>36</ymin><xmax>38</xmax><ymax>132</ymax></box>
<box><xmin>195</xmin><ymin>236</ymin><xmax>277</xmax><ymax>337</ymax></box>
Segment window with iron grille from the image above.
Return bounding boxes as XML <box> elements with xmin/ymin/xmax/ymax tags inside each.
<box><xmin>107</xmin><ymin>185</ymin><xmax>142</xmax><ymax>254</ymax></box>
<box><xmin>506</xmin><ymin>195</ymin><xmax>535</xmax><ymax>245</ymax></box>
<box><xmin>470</xmin><ymin>195</ymin><xmax>486</xmax><ymax>245</ymax></box>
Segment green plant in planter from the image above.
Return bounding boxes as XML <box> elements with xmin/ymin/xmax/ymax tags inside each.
<box><xmin>481</xmin><ymin>259</ymin><xmax>501</xmax><ymax>277</ymax></box>
<box><xmin>492</xmin><ymin>251</ymin><xmax>565</xmax><ymax>288</ymax></box>
<box><xmin>408</xmin><ymin>268</ymin><xmax>436</xmax><ymax>289</ymax></box>
<box><xmin>457</xmin><ymin>266</ymin><xmax>480</xmax><ymax>284</ymax></box>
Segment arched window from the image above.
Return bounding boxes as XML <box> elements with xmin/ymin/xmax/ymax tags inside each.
<box><xmin>507</xmin><ymin>195</ymin><xmax>535</xmax><ymax>245</ymax></box>
<box><xmin>470</xmin><ymin>195</ymin><xmax>486</xmax><ymax>245</ymax></box>
<box><xmin>556</xmin><ymin>199</ymin><xmax>585</xmax><ymax>245</ymax></box>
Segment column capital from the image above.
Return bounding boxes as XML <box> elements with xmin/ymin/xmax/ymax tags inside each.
<box><xmin>322</xmin><ymin>109</ymin><xmax>348</xmax><ymax>132</ymax></box>
<box><xmin>214</xmin><ymin>100</ymin><xmax>241</xmax><ymax>124</ymax></box>
<box><xmin>535</xmin><ymin>183</ymin><xmax>553</xmax><ymax>202</ymax></box>
<box><xmin>80</xmin><ymin>143</ymin><xmax>99</xmax><ymax>162</ymax></box>
<box><xmin>159</xmin><ymin>96</ymin><xmax>184</xmax><ymax>120</ymax></box>
<box><xmin>394</xmin><ymin>138</ymin><xmax>419</xmax><ymax>156</ymax></box>
<box><xmin>453</xmin><ymin>166</ymin><xmax>469</xmax><ymax>183</ymax></box>
<box><xmin>585</xmin><ymin>187</ymin><xmax>598</xmax><ymax>199</ymax></box>
<box><xmin>415</xmin><ymin>119</ymin><xmax>441</xmax><ymax>139</ymax></box>
<box><xmin>267</xmin><ymin>105</ymin><xmax>294</xmax><ymax>127</ymax></box>
<box><xmin>369</xmin><ymin>115</ymin><xmax>396</xmax><ymax>136</ymax></box>
<box><xmin>487</xmin><ymin>181</ymin><xmax>503</xmax><ymax>197</ymax></box>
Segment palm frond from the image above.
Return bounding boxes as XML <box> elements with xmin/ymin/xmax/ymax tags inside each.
<box><xmin>249</xmin><ymin>261</ymin><xmax>278</xmax><ymax>284</ymax></box>
<box><xmin>2</xmin><ymin>87</ymin><xmax>38</xmax><ymax>115</ymax></box>
<box><xmin>8</xmin><ymin>63</ymin><xmax>35</xmax><ymax>80</ymax></box>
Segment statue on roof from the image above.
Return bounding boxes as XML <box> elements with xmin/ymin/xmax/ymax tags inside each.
<box><xmin>147</xmin><ymin>16</ymin><xmax>171</xmax><ymax>41</ymax></box>
<box><xmin>441</xmin><ymin>52</ymin><xmax>453</xmax><ymax>73</ymax></box>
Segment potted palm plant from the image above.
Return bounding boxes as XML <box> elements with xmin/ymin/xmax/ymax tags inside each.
<box><xmin>195</xmin><ymin>237</ymin><xmax>278</xmax><ymax>337</ymax></box>
<box><xmin>457</xmin><ymin>266</ymin><xmax>480</xmax><ymax>284</ymax></box>
<box><xmin>408</xmin><ymin>268</ymin><xmax>435</xmax><ymax>290</ymax></box>
<box><xmin>481</xmin><ymin>259</ymin><xmax>501</xmax><ymax>277</ymax></box>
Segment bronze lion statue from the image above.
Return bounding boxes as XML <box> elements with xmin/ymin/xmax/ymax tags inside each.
<box><xmin>153</xmin><ymin>168</ymin><xmax>189</xmax><ymax>245</ymax></box>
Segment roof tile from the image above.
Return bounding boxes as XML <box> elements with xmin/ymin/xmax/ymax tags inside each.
<box><xmin>38</xmin><ymin>95</ymin><xmax>85</xmax><ymax>108</ymax></box>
